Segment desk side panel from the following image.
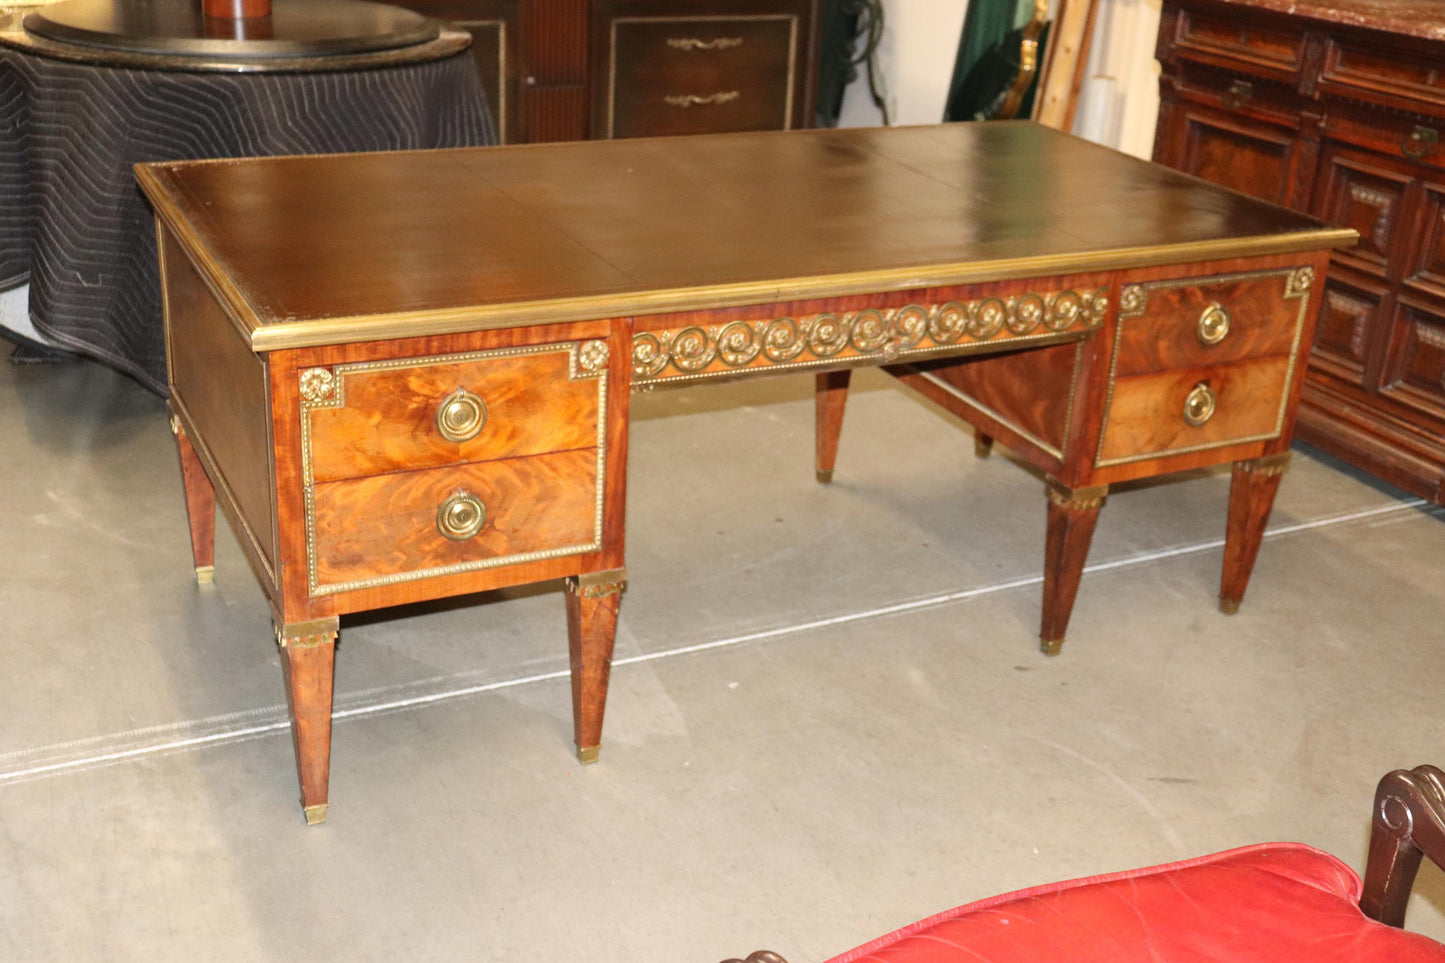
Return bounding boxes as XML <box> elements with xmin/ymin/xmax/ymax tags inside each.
<box><xmin>161</xmin><ymin>224</ymin><xmax>278</xmax><ymax>586</ymax></box>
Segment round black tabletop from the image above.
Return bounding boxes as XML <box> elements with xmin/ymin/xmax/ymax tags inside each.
<box><xmin>23</xmin><ymin>0</ymin><xmax>439</xmax><ymax>60</ymax></box>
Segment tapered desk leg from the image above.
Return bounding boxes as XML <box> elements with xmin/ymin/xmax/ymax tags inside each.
<box><xmin>1041</xmin><ymin>481</ymin><xmax>1107</xmax><ymax>656</ymax></box>
<box><xmin>974</xmin><ymin>431</ymin><xmax>994</xmax><ymax>458</ymax></box>
<box><xmin>565</xmin><ymin>569</ymin><xmax>626</xmax><ymax>764</ymax></box>
<box><xmin>277</xmin><ymin>618</ymin><xmax>338</xmax><ymax>825</ymax></box>
<box><xmin>1219</xmin><ymin>453</ymin><xmax>1291</xmax><ymax>614</ymax></box>
<box><xmin>814</xmin><ymin>369</ymin><xmax>851</xmax><ymax>483</ymax></box>
<box><xmin>170</xmin><ymin>415</ymin><xmax>216</xmax><ymax>583</ymax></box>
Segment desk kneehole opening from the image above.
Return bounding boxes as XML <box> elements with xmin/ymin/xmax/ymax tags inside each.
<box><xmin>1183</xmin><ymin>382</ymin><xmax>1218</xmax><ymax>427</ymax></box>
<box><xmin>437</xmin><ymin>489</ymin><xmax>487</xmax><ymax>540</ymax></box>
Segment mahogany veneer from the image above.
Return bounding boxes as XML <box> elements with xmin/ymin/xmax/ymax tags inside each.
<box><xmin>137</xmin><ymin>123</ymin><xmax>1353</xmax><ymax>822</ymax></box>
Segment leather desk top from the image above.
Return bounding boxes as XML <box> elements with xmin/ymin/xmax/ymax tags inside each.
<box><xmin>135</xmin><ymin>122</ymin><xmax>1354</xmax><ymax>352</ymax></box>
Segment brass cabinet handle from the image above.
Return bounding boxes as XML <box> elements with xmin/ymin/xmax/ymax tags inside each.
<box><xmin>1197</xmin><ymin>303</ymin><xmax>1231</xmax><ymax>345</ymax></box>
<box><xmin>664</xmin><ymin>91</ymin><xmax>741</xmax><ymax>108</ymax></box>
<box><xmin>1403</xmin><ymin>125</ymin><xmax>1438</xmax><ymax>158</ymax></box>
<box><xmin>436</xmin><ymin>388</ymin><xmax>487</xmax><ymax>442</ymax></box>
<box><xmin>1222</xmin><ymin>79</ymin><xmax>1253</xmax><ymax>109</ymax></box>
<box><xmin>1183</xmin><ymin>382</ymin><xmax>1218</xmax><ymax>427</ymax></box>
<box><xmin>666</xmin><ymin>37</ymin><xmax>743</xmax><ymax>51</ymax></box>
<box><xmin>437</xmin><ymin>490</ymin><xmax>486</xmax><ymax>541</ymax></box>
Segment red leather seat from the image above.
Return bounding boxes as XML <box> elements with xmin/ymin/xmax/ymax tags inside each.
<box><xmin>826</xmin><ymin>843</ymin><xmax>1445</xmax><ymax>963</ymax></box>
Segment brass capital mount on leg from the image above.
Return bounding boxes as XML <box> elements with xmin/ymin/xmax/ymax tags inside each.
<box><xmin>274</xmin><ymin>616</ymin><xmax>340</xmax><ymax>649</ymax></box>
<box><xmin>565</xmin><ymin>567</ymin><xmax>628</xmax><ymax>600</ymax></box>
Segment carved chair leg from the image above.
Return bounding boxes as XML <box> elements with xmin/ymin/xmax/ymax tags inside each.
<box><xmin>1219</xmin><ymin>453</ymin><xmax>1290</xmax><ymax>614</ymax></box>
<box><xmin>1361</xmin><ymin>765</ymin><xmax>1445</xmax><ymax>927</ymax></box>
<box><xmin>815</xmin><ymin>369</ymin><xmax>851</xmax><ymax>483</ymax></box>
<box><xmin>171</xmin><ymin>414</ymin><xmax>216</xmax><ymax>583</ymax></box>
<box><xmin>566</xmin><ymin>569</ymin><xmax>626</xmax><ymax>764</ymax></box>
<box><xmin>1041</xmin><ymin>481</ymin><xmax>1107</xmax><ymax>656</ymax></box>
<box><xmin>277</xmin><ymin>618</ymin><xmax>339</xmax><ymax>825</ymax></box>
<box><xmin>974</xmin><ymin>431</ymin><xmax>994</xmax><ymax>458</ymax></box>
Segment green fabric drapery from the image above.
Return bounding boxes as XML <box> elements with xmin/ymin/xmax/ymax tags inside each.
<box><xmin>944</xmin><ymin>0</ymin><xmax>1042</xmax><ymax>122</ymax></box>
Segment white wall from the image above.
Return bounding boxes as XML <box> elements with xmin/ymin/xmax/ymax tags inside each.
<box><xmin>1073</xmin><ymin>0</ymin><xmax>1163</xmax><ymax>158</ymax></box>
<box><xmin>834</xmin><ymin>0</ymin><xmax>1164</xmax><ymax>159</ymax></box>
<box><xmin>837</xmin><ymin>0</ymin><xmax>971</xmax><ymax>128</ymax></box>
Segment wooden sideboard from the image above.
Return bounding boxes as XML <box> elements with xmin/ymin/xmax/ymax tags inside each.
<box><xmin>389</xmin><ymin>0</ymin><xmax>818</xmax><ymax>143</ymax></box>
<box><xmin>1153</xmin><ymin>0</ymin><xmax>1445</xmax><ymax>503</ymax></box>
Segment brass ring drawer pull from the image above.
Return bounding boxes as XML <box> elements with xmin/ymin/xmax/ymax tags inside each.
<box><xmin>436</xmin><ymin>388</ymin><xmax>487</xmax><ymax>442</ymax></box>
<box><xmin>1183</xmin><ymin>383</ymin><xmax>1217</xmax><ymax>427</ymax></box>
<box><xmin>664</xmin><ymin>91</ymin><xmax>741</xmax><ymax>108</ymax></box>
<box><xmin>1403</xmin><ymin>125</ymin><xmax>1438</xmax><ymax>158</ymax></box>
<box><xmin>1197</xmin><ymin>303</ymin><xmax>1231</xmax><ymax>345</ymax></box>
<box><xmin>437</xmin><ymin>490</ymin><xmax>486</xmax><ymax>541</ymax></box>
<box><xmin>1222</xmin><ymin>79</ymin><xmax>1253</xmax><ymax>109</ymax></box>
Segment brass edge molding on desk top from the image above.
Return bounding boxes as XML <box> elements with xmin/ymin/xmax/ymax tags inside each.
<box><xmin>235</xmin><ymin>232</ymin><xmax>1355</xmax><ymax>353</ymax></box>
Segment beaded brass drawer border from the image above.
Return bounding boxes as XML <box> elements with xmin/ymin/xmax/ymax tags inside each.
<box><xmin>297</xmin><ymin>341</ymin><xmax>609</xmax><ymax>597</ymax></box>
<box><xmin>1094</xmin><ymin>267</ymin><xmax>1314</xmax><ymax>468</ymax></box>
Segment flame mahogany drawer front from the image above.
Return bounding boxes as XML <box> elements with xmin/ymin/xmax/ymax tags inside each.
<box><xmin>310</xmin><ymin>449</ymin><xmax>602</xmax><ymax>592</ymax></box>
<box><xmin>298</xmin><ymin>341</ymin><xmax>611</xmax><ymax>596</ymax></box>
<box><xmin>305</xmin><ymin>345</ymin><xmax>603</xmax><ymax>484</ymax></box>
<box><xmin>1097</xmin><ymin>268</ymin><xmax>1314</xmax><ymax>465</ymax></box>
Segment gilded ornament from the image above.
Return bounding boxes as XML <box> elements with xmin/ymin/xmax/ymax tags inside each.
<box><xmin>298</xmin><ymin>367</ymin><xmax>335</xmax><ymax>403</ymax></box>
<box><xmin>631</xmin><ymin>289</ymin><xmax>1108</xmax><ymax>384</ymax></box>
<box><xmin>630</xmin><ymin>289</ymin><xmax>1103</xmax><ymax>381</ymax></box>
<box><xmin>1119</xmin><ymin>284</ymin><xmax>1147</xmax><ymax>317</ymax></box>
<box><xmin>577</xmin><ymin>339</ymin><xmax>610</xmax><ymax>373</ymax></box>
<box><xmin>1286</xmin><ymin>266</ymin><xmax>1315</xmax><ymax>298</ymax></box>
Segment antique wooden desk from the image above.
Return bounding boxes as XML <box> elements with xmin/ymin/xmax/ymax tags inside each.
<box><xmin>135</xmin><ymin>123</ymin><xmax>1355</xmax><ymax>823</ymax></box>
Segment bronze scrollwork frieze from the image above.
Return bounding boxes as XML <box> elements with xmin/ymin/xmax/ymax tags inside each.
<box><xmin>632</xmin><ymin>289</ymin><xmax>1108</xmax><ymax>386</ymax></box>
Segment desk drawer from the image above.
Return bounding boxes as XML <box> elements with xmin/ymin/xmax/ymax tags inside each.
<box><xmin>602</xmin><ymin>15</ymin><xmax>799</xmax><ymax>138</ymax></box>
<box><xmin>1113</xmin><ymin>272</ymin><xmax>1301</xmax><ymax>377</ymax></box>
<box><xmin>311</xmin><ymin>449</ymin><xmax>601</xmax><ymax>591</ymax></box>
<box><xmin>305</xmin><ymin>344</ymin><xmax>604</xmax><ymax>484</ymax></box>
<box><xmin>1099</xmin><ymin>356</ymin><xmax>1291</xmax><ymax>463</ymax></box>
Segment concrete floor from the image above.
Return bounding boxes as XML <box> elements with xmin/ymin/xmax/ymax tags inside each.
<box><xmin>1</xmin><ymin>338</ymin><xmax>1442</xmax><ymax>961</ymax></box>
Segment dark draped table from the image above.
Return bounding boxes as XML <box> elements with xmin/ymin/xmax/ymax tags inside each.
<box><xmin>0</xmin><ymin>11</ymin><xmax>495</xmax><ymax>393</ymax></box>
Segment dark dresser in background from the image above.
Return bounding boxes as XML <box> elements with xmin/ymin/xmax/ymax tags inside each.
<box><xmin>391</xmin><ymin>0</ymin><xmax>818</xmax><ymax>143</ymax></box>
<box><xmin>1154</xmin><ymin>0</ymin><xmax>1445</xmax><ymax>503</ymax></box>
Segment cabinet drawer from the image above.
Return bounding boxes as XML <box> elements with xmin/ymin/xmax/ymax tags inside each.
<box><xmin>602</xmin><ymin>15</ymin><xmax>799</xmax><ymax>138</ymax></box>
<box><xmin>1322</xmin><ymin>38</ymin><xmax>1445</xmax><ymax>110</ymax></box>
<box><xmin>304</xmin><ymin>343</ymin><xmax>606</xmax><ymax>484</ymax></box>
<box><xmin>1098</xmin><ymin>356</ymin><xmax>1293</xmax><ymax>464</ymax></box>
<box><xmin>1113</xmin><ymin>271</ymin><xmax>1307</xmax><ymax>378</ymax></box>
<box><xmin>1324</xmin><ymin>101</ymin><xmax>1445</xmax><ymax>171</ymax></box>
<box><xmin>1176</xmin><ymin>62</ymin><xmax>1302</xmax><ymax>125</ymax></box>
<box><xmin>1173</xmin><ymin>7</ymin><xmax>1305</xmax><ymax>75</ymax></box>
<box><xmin>310</xmin><ymin>448</ymin><xmax>602</xmax><ymax>593</ymax></box>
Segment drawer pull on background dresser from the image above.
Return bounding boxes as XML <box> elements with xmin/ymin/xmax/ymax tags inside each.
<box><xmin>1198</xmin><ymin>303</ymin><xmax>1231</xmax><ymax>345</ymax></box>
<box><xmin>437</xmin><ymin>490</ymin><xmax>487</xmax><ymax>540</ymax></box>
<box><xmin>664</xmin><ymin>91</ymin><xmax>741</xmax><ymax>108</ymax></box>
<box><xmin>666</xmin><ymin>37</ymin><xmax>743</xmax><ymax>52</ymax></box>
<box><xmin>1222</xmin><ymin>79</ymin><xmax>1253</xmax><ymax>109</ymax></box>
<box><xmin>1403</xmin><ymin>125</ymin><xmax>1438</xmax><ymax>158</ymax></box>
<box><xmin>436</xmin><ymin>388</ymin><xmax>488</xmax><ymax>442</ymax></box>
<box><xmin>1183</xmin><ymin>383</ymin><xmax>1218</xmax><ymax>426</ymax></box>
